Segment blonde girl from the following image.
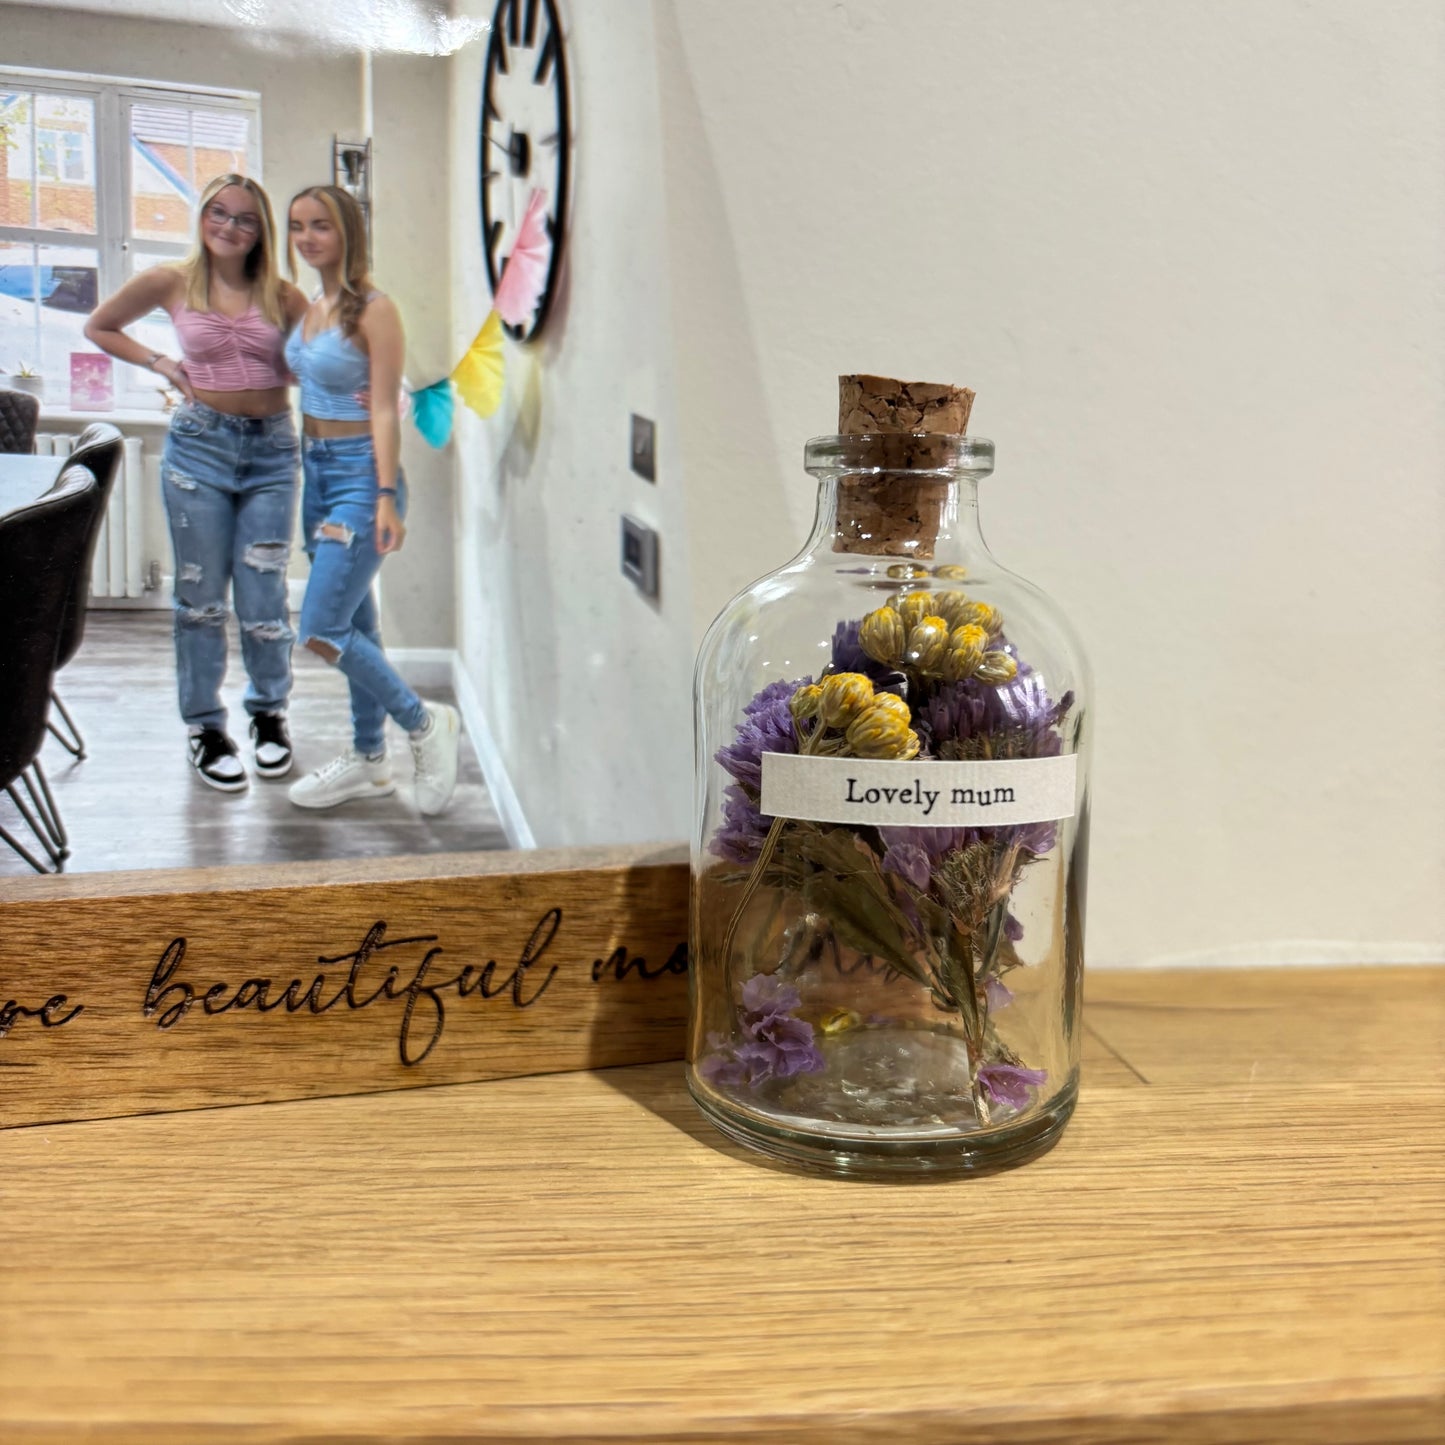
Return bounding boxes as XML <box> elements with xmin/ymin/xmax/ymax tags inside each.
<box><xmin>283</xmin><ymin>184</ymin><xmax>459</xmax><ymax>815</ymax></box>
<box><xmin>85</xmin><ymin>173</ymin><xmax>308</xmax><ymax>790</ymax></box>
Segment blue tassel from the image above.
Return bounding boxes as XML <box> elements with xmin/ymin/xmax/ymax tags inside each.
<box><xmin>409</xmin><ymin>379</ymin><xmax>455</xmax><ymax>448</ymax></box>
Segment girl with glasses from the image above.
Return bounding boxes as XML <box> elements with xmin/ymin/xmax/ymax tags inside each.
<box><xmin>283</xmin><ymin>184</ymin><xmax>459</xmax><ymax>815</ymax></box>
<box><xmin>85</xmin><ymin>173</ymin><xmax>309</xmax><ymax>791</ymax></box>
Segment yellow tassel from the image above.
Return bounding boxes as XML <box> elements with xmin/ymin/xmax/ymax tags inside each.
<box><xmin>450</xmin><ymin>310</ymin><xmax>505</xmax><ymax>418</ymax></box>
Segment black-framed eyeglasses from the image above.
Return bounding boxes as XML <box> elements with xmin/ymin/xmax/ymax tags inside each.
<box><xmin>203</xmin><ymin>202</ymin><xmax>262</xmax><ymax>236</ymax></box>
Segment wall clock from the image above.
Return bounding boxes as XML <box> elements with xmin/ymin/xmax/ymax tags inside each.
<box><xmin>479</xmin><ymin>0</ymin><xmax>570</xmax><ymax>342</ymax></box>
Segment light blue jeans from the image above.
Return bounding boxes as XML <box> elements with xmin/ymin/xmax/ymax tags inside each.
<box><xmin>297</xmin><ymin>434</ymin><xmax>426</xmax><ymax>756</ymax></box>
<box><xmin>161</xmin><ymin>400</ymin><xmax>299</xmax><ymax>731</ymax></box>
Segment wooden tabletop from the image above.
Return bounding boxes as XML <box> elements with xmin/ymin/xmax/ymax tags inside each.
<box><xmin>1</xmin><ymin>965</ymin><xmax>1441</xmax><ymax>1444</ymax></box>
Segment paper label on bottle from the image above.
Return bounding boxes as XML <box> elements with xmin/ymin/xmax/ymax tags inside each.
<box><xmin>760</xmin><ymin>753</ymin><xmax>1077</xmax><ymax>828</ymax></box>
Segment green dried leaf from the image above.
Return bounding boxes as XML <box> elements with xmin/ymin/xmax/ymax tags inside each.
<box><xmin>800</xmin><ymin>872</ymin><xmax>930</xmax><ymax>987</ymax></box>
<box><xmin>792</xmin><ymin>825</ymin><xmax>877</xmax><ymax>879</ymax></box>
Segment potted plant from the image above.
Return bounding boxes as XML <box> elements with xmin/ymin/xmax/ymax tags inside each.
<box><xmin>7</xmin><ymin>363</ymin><xmax>44</xmax><ymax>400</ymax></box>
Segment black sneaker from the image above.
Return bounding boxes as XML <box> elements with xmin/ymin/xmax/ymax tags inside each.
<box><xmin>250</xmin><ymin>713</ymin><xmax>293</xmax><ymax>780</ymax></box>
<box><xmin>188</xmin><ymin>727</ymin><xmax>248</xmax><ymax>792</ymax></box>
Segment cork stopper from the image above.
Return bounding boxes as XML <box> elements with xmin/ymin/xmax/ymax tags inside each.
<box><xmin>832</xmin><ymin>374</ymin><xmax>976</xmax><ymax>557</ymax></box>
<box><xmin>838</xmin><ymin>374</ymin><xmax>975</xmax><ymax>437</ymax></box>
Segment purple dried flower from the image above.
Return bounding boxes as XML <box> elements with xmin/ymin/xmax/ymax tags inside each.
<box><xmin>696</xmin><ymin>1032</ymin><xmax>747</xmax><ymax>1087</ymax></box>
<box><xmin>878</xmin><ymin>825</ymin><xmax>973</xmax><ymax>863</ymax></box>
<box><xmin>698</xmin><ymin>972</ymin><xmax>826</xmax><ymax>1087</ymax></box>
<box><xmin>918</xmin><ymin>683</ymin><xmax>992</xmax><ymax>749</ymax></box>
<box><xmin>740</xmin><ymin>971</ymin><xmax>800</xmax><ymax>1018</ymax></box>
<box><xmin>911</xmin><ymin>674</ymin><xmax>1073</xmax><ymax>859</ymax></box>
<box><xmin>881</xmin><ymin>841</ymin><xmax>933</xmax><ymax>891</ymax></box>
<box><xmin>1013</xmin><ymin>819</ymin><xmax>1058</xmax><ymax>858</ymax></box>
<box><xmin>985</xmin><ymin>976</ymin><xmax>1014</xmax><ymax>1011</ymax></box>
<box><xmin>715</xmin><ymin>677</ymin><xmax>807</xmax><ymax>791</ymax></box>
<box><xmin>713</xmin><ymin>783</ymin><xmax>774</xmax><ymax>863</ymax></box>
<box><xmin>978</xmin><ymin>1062</ymin><xmax>1047</xmax><ymax>1109</ymax></box>
<box><xmin>1004</xmin><ymin>912</ymin><xmax>1024</xmax><ymax>943</ymax></box>
<box><xmin>711</xmin><ymin>676</ymin><xmax>811</xmax><ymax>861</ymax></box>
<box><xmin>919</xmin><ymin>673</ymin><xmax>1073</xmax><ymax>759</ymax></box>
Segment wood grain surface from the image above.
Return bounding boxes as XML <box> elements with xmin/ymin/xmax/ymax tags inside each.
<box><xmin>0</xmin><ymin>844</ymin><xmax>688</xmax><ymax>1128</ymax></box>
<box><xmin>0</xmin><ymin>964</ymin><xmax>1439</xmax><ymax>1443</ymax></box>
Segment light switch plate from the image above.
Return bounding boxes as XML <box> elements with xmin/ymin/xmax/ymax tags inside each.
<box><xmin>630</xmin><ymin>414</ymin><xmax>656</xmax><ymax>481</ymax></box>
<box><xmin>621</xmin><ymin>515</ymin><xmax>659</xmax><ymax>598</ymax></box>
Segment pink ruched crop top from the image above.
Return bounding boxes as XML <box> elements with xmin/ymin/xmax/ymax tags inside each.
<box><xmin>168</xmin><ymin>303</ymin><xmax>292</xmax><ymax>390</ymax></box>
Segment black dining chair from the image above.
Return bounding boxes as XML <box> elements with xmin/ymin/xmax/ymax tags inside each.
<box><xmin>46</xmin><ymin>423</ymin><xmax>125</xmax><ymax>759</ymax></box>
<box><xmin>0</xmin><ymin>386</ymin><xmax>40</xmax><ymax>455</ymax></box>
<box><xmin>0</xmin><ymin>464</ymin><xmax>104</xmax><ymax>873</ymax></box>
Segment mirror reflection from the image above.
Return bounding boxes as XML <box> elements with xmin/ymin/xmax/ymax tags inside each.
<box><xmin>0</xmin><ymin>0</ymin><xmax>515</xmax><ymax>875</ymax></box>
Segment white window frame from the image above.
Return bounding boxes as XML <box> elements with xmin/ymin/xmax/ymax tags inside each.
<box><xmin>0</xmin><ymin>65</ymin><xmax>261</xmax><ymax>409</ymax></box>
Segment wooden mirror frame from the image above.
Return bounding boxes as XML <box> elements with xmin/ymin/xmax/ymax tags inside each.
<box><xmin>0</xmin><ymin>842</ymin><xmax>691</xmax><ymax>1130</ymax></box>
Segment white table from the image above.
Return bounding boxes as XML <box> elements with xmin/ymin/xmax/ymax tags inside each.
<box><xmin>0</xmin><ymin>453</ymin><xmax>65</xmax><ymax>519</ymax></box>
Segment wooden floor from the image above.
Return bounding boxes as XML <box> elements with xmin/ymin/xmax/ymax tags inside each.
<box><xmin>1</xmin><ymin>611</ymin><xmax>508</xmax><ymax>876</ymax></box>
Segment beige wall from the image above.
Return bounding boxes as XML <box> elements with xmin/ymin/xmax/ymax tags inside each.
<box><xmin>447</xmin><ymin>0</ymin><xmax>694</xmax><ymax>847</ymax></box>
<box><xmin>368</xmin><ymin>51</ymin><xmax>454</xmax><ymax>651</ymax></box>
<box><xmin>0</xmin><ymin>2</ymin><xmax>455</xmax><ymax>648</ymax></box>
<box><xmin>657</xmin><ymin>0</ymin><xmax>1445</xmax><ymax>967</ymax></box>
<box><xmin>44</xmin><ymin>0</ymin><xmax>1438</xmax><ymax>969</ymax></box>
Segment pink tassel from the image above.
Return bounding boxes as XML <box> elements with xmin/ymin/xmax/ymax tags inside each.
<box><xmin>493</xmin><ymin>188</ymin><xmax>552</xmax><ymax>329</ymax></box>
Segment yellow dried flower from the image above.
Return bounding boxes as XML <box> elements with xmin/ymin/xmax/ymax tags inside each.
<box><xmin>819</xmin><ymin>1007</ymin><xmax>862</xmax><ymax>1035</ymax></box>
<box><xmin>905</xmin><ymin>616</ymin><xmax>952</xmax><ymax>674</ymax></box>
<box><xmin>867</xmin><ymin>691</ymin><xmax>911</xmax><ymax>726</ymax></box>
<box><xmin>975</xmin><ymin>651</ymin><xmax>1019</xmax><ymax>685</ymax></box>
<box><xmin>847</xmin><ymin>722</ymin><xmax>920</xmax><ymax>760</ymax></box>
<box><xmin>941</xmin><ymin>623</ymin><xmax>989</xmax><ymax>682</ymax></box>
<box><xmin>818</xmin><ymin>672</ymin><xmax>875</xmax><ymax>728</ymax></box>
<box><xmin>885</xmin><ymin>563</ymin><xmax>929</xmax><ymax>580</ymax></box>
<box><xmin>931</xmin><ymin>590</ymin><xmax>973</xmax><ymax>628</ymax></box>
<box><xmin>858</xmin><ymin>605</ymin><xmax>906</xmax><ymax>665</ymax></box>
<box><xmin>932</xmin><ymin>564</ymin><xmax>968</xmax><ymax>581</ymax></box>
<box><xmin>959</xmin><ymin>600</ymin><xmax>1004</xmax><ymax>637</ymax></box>
<box><xmin>846</xmin><ymin>697</ymin><xmax>919</xmax><ymax>758</ymax></box>
<box><xmin>897</xmin><ymin>590</ymin><xmax>934</xmax><ymax>632</ymax></box>
<box><xmin>789</xmin><ymin>683</ymin><xmax>823</xmax><ymax>722</ymax></box>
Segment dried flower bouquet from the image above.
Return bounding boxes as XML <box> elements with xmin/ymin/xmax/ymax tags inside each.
<box><xmin>700</xmin><ymin>567</ymin><xmax>1074</xmax><ymax>1128</ymax></box>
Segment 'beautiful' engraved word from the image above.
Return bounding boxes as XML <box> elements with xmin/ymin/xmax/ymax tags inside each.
<box><xmin>142</xmin><ymin>912</ymin><xmax>563</xmax><ymax>1066</ymax></box>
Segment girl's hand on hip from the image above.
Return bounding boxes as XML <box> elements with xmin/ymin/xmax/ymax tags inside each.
<box><xmin>157</xmin><ymin>357</ymin><xmax>197</xmax><ymax>403</ymax></box>
<box><xmin>376</xmin><ymin>495</ymin><xmax>406</xmax><ymax>554</ymax></box>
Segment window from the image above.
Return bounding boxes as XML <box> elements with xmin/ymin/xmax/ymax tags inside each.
<box><xmin>38</xmin><ymin>126</ymin><xmax>91</xmax><ymax>185</ymax></box>
<box><xmin>0</xmin><ymin>68</ymin><xmax>259</xmax><ymax>409</ymax></box>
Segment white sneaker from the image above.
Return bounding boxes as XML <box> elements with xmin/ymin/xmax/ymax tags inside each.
<box><xmin>409</xmin><ymin>702</ymin><xmax>460</xmax><ymax>815</ymax></box>
<box><xmin>288</xmin><ymin>749</ymin><xmax>395</xmax><ymax>809</ymax></box>
<box><xmin>249</xmin><ymin>713</ymin><xmax>293</xmax><ymax>780</ymax></box>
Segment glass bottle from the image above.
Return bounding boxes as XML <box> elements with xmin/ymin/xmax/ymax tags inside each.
<box><xmin>690</xmin><ymin>431</ymin><xmax>1091</xmax><ymax>1176</ymax></box>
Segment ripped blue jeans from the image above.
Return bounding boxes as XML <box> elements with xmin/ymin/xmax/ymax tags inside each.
<box><xmin>297</xmin><ymin>434</ymin><xmax>426</xmax><ymax>756</ymax></box>
<box><xmin>161</xmin><ymin>400</ymin><xmax>299</xmax><ymax>731</ymax></box>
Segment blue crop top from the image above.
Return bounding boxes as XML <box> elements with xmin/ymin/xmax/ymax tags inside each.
<box><xmin>284</xmin><ymin>309</ymin><xmax>373</xmax><ymax>422</ymax></box>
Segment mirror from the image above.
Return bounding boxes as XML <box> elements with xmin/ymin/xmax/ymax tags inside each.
<box><xmin>0</xmin><ymin>0</ymin><xmax>533</xmax><ymax>877</ymax></box>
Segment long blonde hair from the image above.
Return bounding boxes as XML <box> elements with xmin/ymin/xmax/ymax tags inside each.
<box><xmin>287</xmin><ymin>185</ymin><xmax>373</xmax><ymax>340</ymax></box>
<box><xmin>178</xmin><ymin>173</ymin><xmax>287</xmax><ymax>328</ymax></box>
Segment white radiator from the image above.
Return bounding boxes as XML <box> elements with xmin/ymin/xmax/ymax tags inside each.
<box><xmin>35</xmin><ymin>433</ymin><xmax>151</xmax><ymax>600</ymax></box>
